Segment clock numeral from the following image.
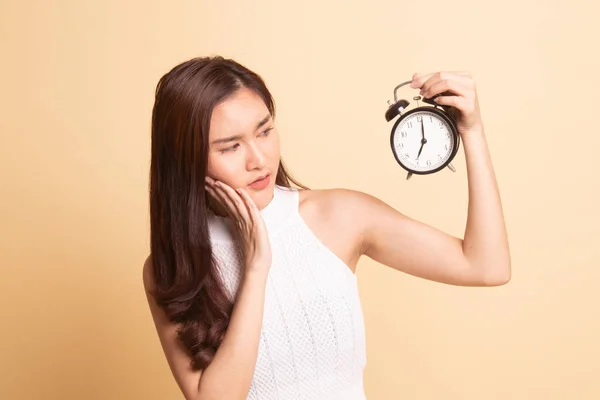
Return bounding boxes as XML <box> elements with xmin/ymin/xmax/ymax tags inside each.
<box><xmin>407</xmin><ymin>121</ymin><xmax>413</xmax><ymax>128</ymax></box>
<box><xmin>438</xmin><ymin>155</ymin><xmax>443</xmax><ymax>161</ymax></box>
<box><xmin>401</xmin><ymin>131</ymin><xmax>407</xmax><ymax>138</ymax></box>
<box><xmin>398</xmin><ymin>143</ymin><xmax>404</xmax><ymax>149</ymax></box>
<box><xmin>403</xmin><ymin>152</ymin><xmax>409</xmax><ymax>159</ymax></box>
<box><xmin>430</xmin><ymin>116</ymin><xmax>433</xmax><ymax>122</ymax></box>
<box><xmin>426</xmin><ymin>160</ymin><xmax>432</xmax><ymax>166</ymax></box>
<box><xmin>444</xmin><ymin>145</ymin><xmax>448</xmax><ymax>151</ymax></box>
<box><xmin>416</xmin><ymin>115</ymin><xmax>422</xmax><ymax>122</ymax></box>
<box><xmin>439</xmin><ymin>121</ymin><xmax>444</xmax><ymax>128</ymax></box>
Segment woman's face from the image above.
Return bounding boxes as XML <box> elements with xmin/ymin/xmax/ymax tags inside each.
<box><xmin>206</xmin><ymin>87</ymin><xmax>281</xmax><ymax>210</ymax></box>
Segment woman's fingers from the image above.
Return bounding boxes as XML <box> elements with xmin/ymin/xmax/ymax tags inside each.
<box><xmin>216</xmin><ymin>181</ymin><xmax>251</xmax><ymax>224</ymax></box>
<box><xmin>205</xmin><ymin>182</ymin><xmax>233</xmax><ymax>218</ymax></box>
<box><xmin>206</xmin><ymin>180</ymin><xmax>236</xmax><ymax>217</ymax></box>
<box><xmin>236</xmin><ymin>187</ymin><xmax>261</xmax><ymax>228</ymax></box>
<box><xmin>409</xmin><ymin>70</ymin><xmax>482</xmax><ymax>134</ymax></box>
<box><xmin>206</xmin><ymin>178</ymin><xmax>250</xmax><ymax>226</ymax></box>
<box><xmin>411</xmin><ymin>71</ymin><xmax>472</xmax><ymax>86</ymax></box>
<box><xmin>205</xmin><ymin>177</ymin><xmax>272</xmax><ymax>273</ymax></box>
<box><xmin>411</xmin><ymin>71</ymin><xmax>474</xmax><ymax>94</ymax></box>
<box><xmin>422</xmin><ymin>79</ymin><xmax>472</xmax><ymax>101</ymax></box>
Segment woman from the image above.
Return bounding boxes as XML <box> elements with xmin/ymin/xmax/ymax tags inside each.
<box><xmin>143</xmin><ymin>56</ymin><xmax>511</xmax><ymax>400</ymax></box>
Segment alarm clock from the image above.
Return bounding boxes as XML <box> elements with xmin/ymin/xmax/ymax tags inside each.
<box><xmin>385</xmin><ymin>80</ymin><xmax>460</xmax><ymax>180</ymax></box>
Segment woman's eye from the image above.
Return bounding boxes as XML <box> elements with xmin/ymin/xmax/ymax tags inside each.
<box><xmin>220</xmin><ymin>144</ymin><xmax>239</xmax><ymax>153</ymax></box>
<box><xmin>219</xmin><ymin>129</ymin><xmax>272</xmax><ymax>154</ymax></box>
<box><xmin>260</xmin><ymin>127</ymin><xmax>273</xmax><ymax>136</ymax></box>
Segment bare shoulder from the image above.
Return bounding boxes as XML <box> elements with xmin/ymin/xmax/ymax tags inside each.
<box><xmin>298</xmin><ymin>187</ymin><xmax>348</xmax><ymax>221</ymax></box>
<box><xmin>298</xmin><ymin>186</ymin><xmax>385</xmax><ymax>221</ymax></box>
<box><xmin>296</xmin><ymin>187</ymin><xmax>382</xmax><ymax>270</ymax></box>
<box><xmin>142</xmin><ymin>254</ymin><xmax>154</xmax><ymax>293</ymax></box>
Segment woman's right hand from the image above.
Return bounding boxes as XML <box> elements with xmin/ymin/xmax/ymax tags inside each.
<box><xmin>205</xmin><ymin>177</ymin><xmax>272</xmax><ymax>276</ymax></box>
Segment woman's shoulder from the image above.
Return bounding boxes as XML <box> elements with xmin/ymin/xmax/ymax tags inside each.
<box><xmin>142</xmin><ymin>254</ymin><xmax>155</xmax><ymax>293</ymax></box>
<box><xmin>295</xmin><ymin>186</ymin><xmax>382</xmax><ymax>233</ymax></box>
<box><xmin>297</xmin><ymin>186</ymin><xmax>379</xmax><ymax>215</ymax></box>
<box><xmin>295</xmin><ymin>187</ymin><xmax>381</xmax><ymax>268</ymax></box>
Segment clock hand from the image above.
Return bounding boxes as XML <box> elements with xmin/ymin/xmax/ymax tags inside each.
<box><xmin>417</xmin><ymin>142</ymin><xmax>424</xmax><ymax>160</ymax></box>
<box><xmin>416</xmin><ymin>118</ymin><xmax>427</xmax><ymax>160</ymax></box>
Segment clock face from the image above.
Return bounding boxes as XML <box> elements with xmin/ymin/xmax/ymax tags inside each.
<box><xmin>392</xmin><ymin>110</ymin><xmax>456</xmax><ymax>173</ymax></box>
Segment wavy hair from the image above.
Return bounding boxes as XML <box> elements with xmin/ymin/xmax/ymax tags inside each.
<box><xmin>149</xmin><ymin>56</ymin><xmax>307</xmax><ymax>370</ymax></box>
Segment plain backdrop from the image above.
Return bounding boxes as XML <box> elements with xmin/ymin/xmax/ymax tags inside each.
<box><xmin>1</xmin><ymin>0</ymin><xmax>599</xmax><ymax>399</ymax></box>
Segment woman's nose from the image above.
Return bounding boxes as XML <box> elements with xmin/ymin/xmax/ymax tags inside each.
<box><xmin>246</xmin><ymin>143</ymin><xmax>266</xmax><ymax>170</ymax></box>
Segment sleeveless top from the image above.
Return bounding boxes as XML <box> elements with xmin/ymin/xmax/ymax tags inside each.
<box><xmin>207</xmin><ymin>184</ymin><xmax>368</xmax><ymax>399</ymax></box>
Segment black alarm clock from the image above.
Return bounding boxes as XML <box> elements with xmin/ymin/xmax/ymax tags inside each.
<box><xmin>385</xmin><ymin>80</ymin><xmax>460</xmax><ymax>180</ymax></box>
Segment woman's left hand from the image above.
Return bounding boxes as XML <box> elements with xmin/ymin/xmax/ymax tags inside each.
<box><xmin>410</xmin><ymin>71</ymin><xmax>483</xmax><ymax>137</ymax></box>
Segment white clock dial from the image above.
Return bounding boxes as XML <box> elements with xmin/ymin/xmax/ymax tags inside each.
<box><xmin>392</xmin><ymin>111</ymin><xmax>455</xmax><ymax>172</ymax></box>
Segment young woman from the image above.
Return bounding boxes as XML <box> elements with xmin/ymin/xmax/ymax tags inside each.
<box><xmin>143</xmin><ymin>56</ymin><xmax>511</xmax><ymax>400</ymax></box>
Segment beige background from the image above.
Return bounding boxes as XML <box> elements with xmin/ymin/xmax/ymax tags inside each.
<box><xmin>1</xmin><ymin>0</ymin><xmax>599</xmax><ymax>399</ymax></box>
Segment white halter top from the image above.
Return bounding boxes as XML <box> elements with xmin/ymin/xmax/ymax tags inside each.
<box><xmin>208</xmin><ymin>184</ymin><xmax>368</xmax><ymax>399</ymax></box>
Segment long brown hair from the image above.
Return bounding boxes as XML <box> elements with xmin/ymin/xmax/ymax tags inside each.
<box><xmin>149</xmin><ymin>56</ymin><xmax>307</xmax><ymax>370</ymax></box>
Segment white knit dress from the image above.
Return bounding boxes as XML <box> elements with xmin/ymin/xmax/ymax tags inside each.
<box><xmin>207</xmin><ymin>184</ymin><xmax>368</xmax><ymax>399</ymax></box>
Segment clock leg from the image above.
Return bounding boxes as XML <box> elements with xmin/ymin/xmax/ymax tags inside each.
<box><xmin>406</xmin><ymin>172</ymin><xmax>413</xmax><ymax>180</ymax></box>
<box><xmin>447</xmin><ymin>163</ymin><xmax>456</xmax><ymax>172</ymax></box>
